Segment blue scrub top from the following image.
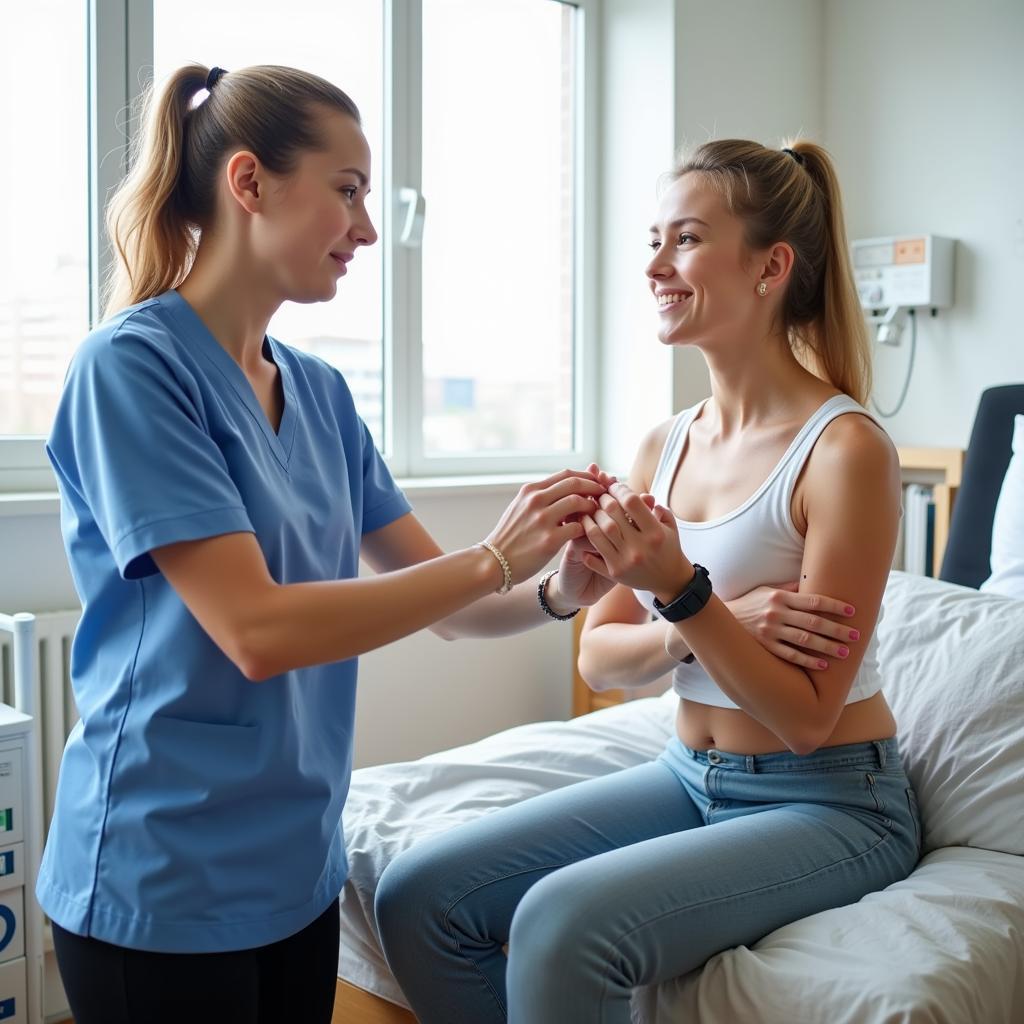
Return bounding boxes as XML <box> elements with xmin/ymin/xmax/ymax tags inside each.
<box><xmin>36</xmin><ymin>289</ymin><xmax>412</xmax><ymax>953</ymax></box>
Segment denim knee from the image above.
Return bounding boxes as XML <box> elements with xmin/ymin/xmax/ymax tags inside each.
<box><xmin>508</xmin><ymin>868</ymin><xmax>613</xmax><ymax>983</ymax></box>
<box><xmin>375</xmin><ymin>844</ymin><xmax>446</xmax><ymax>951</ymax></box>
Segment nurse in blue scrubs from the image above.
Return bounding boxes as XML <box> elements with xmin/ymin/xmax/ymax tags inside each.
<box><xmin>37</xmin><ymin>63</ymin><xmax>613</xmax><ymax>1024</ymax></box>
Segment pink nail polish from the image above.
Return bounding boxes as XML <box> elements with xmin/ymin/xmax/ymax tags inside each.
<box><xmin>817</xmin><ymin>660</ymin><xmax>828</xmax><ymax>670</ymax></box>
<box><xmin>849</xmin><ymin>629</ymin><xmax>860</xmax><ymax>641</ymax></box>
<box><xmin>845</xmin><ymin>605</ymin><xmax>855</xmax><ymax>615</ymax></box>
<box><xmin>838</xmin><ymin>646</ymin><xmax>849</xmax><ymax>657</ymax></box>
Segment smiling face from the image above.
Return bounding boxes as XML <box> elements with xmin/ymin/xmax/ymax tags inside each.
<box><xmin>251</xmin><ymin>108</ymin><xmax>377</xmax><ymax>304</ymax></box>
<box><xmin>646</xmin><ymin>172</ymin><xmax>766</xmax><ymax>349</ymax></box>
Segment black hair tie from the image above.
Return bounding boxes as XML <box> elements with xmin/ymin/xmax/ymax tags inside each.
<box><xmin>205</xmin><ymin>66</ymin><xmax>227</xmax><ymax>91</ymax></box>
<box><xmin>782</xmin><ymin>147</ymin><xmax>805</xmax><ymax>167</ymax></box>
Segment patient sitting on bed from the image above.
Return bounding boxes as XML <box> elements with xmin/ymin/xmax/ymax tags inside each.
<box><xmin>374</xmin><ymin>138</ymin><xmax>920</xmax><ymax>1024</ymax></box>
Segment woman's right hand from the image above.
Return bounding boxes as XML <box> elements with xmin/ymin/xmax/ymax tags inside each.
<box><xmin>483</xmin><ymin>469</ymin><xmax>608</xmax><ymax>586</ymax></box>
<box><xmin>725</xmin><ymin>582</ymin><xmax>861</xmax><ymax>671</ymax></box>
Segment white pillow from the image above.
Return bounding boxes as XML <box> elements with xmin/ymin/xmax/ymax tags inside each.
<box><xmin>981</xmin><ymin>413</ymin><xmax>1024</xmax><ymax>599</ymax></box>
<box><xmin>877</xmin><ymin>570</ymin><xmax>1024</xmax><ymax>856</ymax></box>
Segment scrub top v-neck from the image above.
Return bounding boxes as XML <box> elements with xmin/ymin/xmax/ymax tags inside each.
<box><xmin>173</xmin><ymin>294</ymin><xmax>298</xmax><ymax>470</ymax></box>
<box><xmin>38</xmin><ymin>289</ymin><xmax>412</xmax><ymax>953</ymax></box>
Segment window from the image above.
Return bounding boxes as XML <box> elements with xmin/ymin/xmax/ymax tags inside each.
<box><xmin>0</xmin><ymin>0</ymin><xmax>595</xmax><ymax>489</ymax></box>
<box><xmin>420</xmin><ymin>0</ymin><xmax>575</xmax><ymax>459</ymax></box>
<box><xmin>0</xmin><ymin>1</ymin><xmax>89</xmax><ymax>488</ymax></box>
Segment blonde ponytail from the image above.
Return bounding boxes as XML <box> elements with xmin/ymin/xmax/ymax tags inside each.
<box><xmin>103</xmin><ymin>63</ymin><xmax>361</xmax><ymax>321</ymax></box>
<box><xmin>103</xmin><ymin>65</ymin><xmax>205</xmax><ymax>320</ymax></box>
<box><xmin>671</xmin><ymin>139</ymin><xmax>871</xmax><ymax>405</ymax></box>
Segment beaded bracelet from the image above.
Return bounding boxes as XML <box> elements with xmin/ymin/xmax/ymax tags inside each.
<box><xmin>538</xmin><ymin>570</ymin><xmax>580</xmax><ymax>621</ymax></box>
<box><xmin>477</xmin><ymin>541</ymin><xmax>513</xmax><ymax>595</ymax></box>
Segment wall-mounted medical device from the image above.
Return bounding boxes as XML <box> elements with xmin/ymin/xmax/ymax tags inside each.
<box><xmin>851</xmin><ymin>235</ymin><xmax>955</xmax><ymax>344</ymax></box>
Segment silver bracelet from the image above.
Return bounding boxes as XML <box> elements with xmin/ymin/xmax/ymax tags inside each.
<box><xmin>538</xmin><ymin>570</ymin><xmax>580</xmax><ymax>621</ymax></box>
<box><xmin>478</xmin><ymin>541</ymin><xmax>513</xmax><ymax>595</ymax></box>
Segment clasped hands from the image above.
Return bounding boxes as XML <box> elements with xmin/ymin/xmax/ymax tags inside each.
<box><xmin>502</xmin><ymin>464</ymin><xmax>858</xmax><ymax>672</ymax></box>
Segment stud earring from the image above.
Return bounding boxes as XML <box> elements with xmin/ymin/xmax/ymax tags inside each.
<box><xmin>757</xmin><ymin>282</ymin><xmax>768</xmax><ymax>296</ymax></box>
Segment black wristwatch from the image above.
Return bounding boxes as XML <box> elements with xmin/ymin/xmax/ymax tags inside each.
<box><xmin>653</xmin><ymin>564</ymin><xmax>712</xmax><ymax>623</ymax></box>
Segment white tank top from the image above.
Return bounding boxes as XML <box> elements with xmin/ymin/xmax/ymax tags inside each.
<box><xmin>633</xmin><ymin>393</ymin><xmax>884</xmax><ymax>709</ymax></box>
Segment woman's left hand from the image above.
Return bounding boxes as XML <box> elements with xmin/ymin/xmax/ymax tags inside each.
<box><xmin>579</xmin><ymin>482</ymin><xmax>691</xmax><ymax>599</ymax></box>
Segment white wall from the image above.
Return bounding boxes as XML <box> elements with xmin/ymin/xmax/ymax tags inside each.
<box><xmin>823</xmin><ymin>0</ymin><xmax>1024</xmax><ymax>447</ymax></box>
<box><xmin>599</xmin><ymin>0</ymin><xmax>829</xmax><ymax>467</ymax></box>
<box><xmin>0</xmin><ymin>502</ymin><xmax>77</xmax><ymax>611</ymax></box>
<box><xmin>598</xmin><ymin>0</ymin><xmax>678</xmax><ymax>476</ymax></box>
<box><xmin>672</xmin><ymin>0</ymin><xmax>825</xmax><ymax>412</ymax></box>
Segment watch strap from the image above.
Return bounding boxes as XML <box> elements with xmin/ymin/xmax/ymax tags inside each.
<box><xmin>653</xmin><ymin>564</ymin><xmax>712</xmax><ymax>623</ymax></box>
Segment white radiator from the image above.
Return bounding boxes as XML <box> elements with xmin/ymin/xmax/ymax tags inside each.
<box><xmin>0</xmin><ymin>610</ymin><xmax>80</xmax><ymax>839</ymax></box>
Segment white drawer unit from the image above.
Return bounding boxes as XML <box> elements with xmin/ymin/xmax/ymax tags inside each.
<box><xmin>0</xmin><ymin>751</ymin><xmax>24</xmax><ymax>849</ymax></box>
<box><xmin>0</xmin><ymin>627</ymin><xmax>39</xmax><ymax>1024</ymax></box>
<box><xmin>0</xmin><ymin>737</ymin><xmax>30</xmax><ymax>1024</ymax></box>
<box><xmin>0</xmin><ymin>842</ymin><xmax>26</xmax><ymax>965</ymax></box>
<box><xmin>0</xmin><ymin>956</ymin><xmax>26</xmax><ymax>1023</ymax></box>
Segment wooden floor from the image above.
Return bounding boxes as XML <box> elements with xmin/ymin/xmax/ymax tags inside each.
<box><xmin>333</xmin><ymin>978</ymin><xmax>416</xmax><ymax>1023</ymax></box>
<box><xmin>54</xmin><ymin>979</ymin><xmax>408</xmax><ymax>1024</ymax></box>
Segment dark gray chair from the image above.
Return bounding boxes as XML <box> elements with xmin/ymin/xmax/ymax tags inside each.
<box><xmin>939</xmin><ymin>384</ymin><xmax>1024</xmax><ymax>589</ymax></box>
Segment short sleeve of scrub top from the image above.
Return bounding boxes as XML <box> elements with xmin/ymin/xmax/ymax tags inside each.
<box><xmin>37</xmin><ymin>289</ymin><xmax>412</xmax><ymax>953</ymax></box>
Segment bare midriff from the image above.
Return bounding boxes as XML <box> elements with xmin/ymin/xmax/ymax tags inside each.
<box><xmin>675</xmin><ymin>689</ymin><xmax>897</xmax><ymax>755</ymax></box>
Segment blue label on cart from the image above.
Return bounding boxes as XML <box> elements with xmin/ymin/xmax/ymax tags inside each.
<box><xmin>0</xmin><ymin>851</ymin><xmax>11</xmax><ymax>876</ymax></box>
<box><xmin>0</xmin><ymin>905</ymin><xmax>14</xmax><ymax>953</ymax></box>
<box><xmin>0</xmin><ymin>996</ymin><xmax>14</xmax><ymax>1019</ymax></box>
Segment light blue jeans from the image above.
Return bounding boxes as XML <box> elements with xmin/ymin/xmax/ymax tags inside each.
<box><xmin>375</xmin><ymin>735</ymin><xmax>921</xmax><ymax>1024</ymax></box>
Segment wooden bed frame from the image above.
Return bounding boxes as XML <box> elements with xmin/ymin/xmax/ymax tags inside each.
<box><xmin>333</xmin><ymin>979</ymin><xmax>417</xmax><ymax>1023</ymax></box>
<box><xmin>334</xmin><ymin>444</ymin><xmax>964</xmax><ymax>1024</ymax></box>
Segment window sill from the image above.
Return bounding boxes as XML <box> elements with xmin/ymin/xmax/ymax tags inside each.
<box><xmin>393</xmin><ymin>473</ymin><xmax>538</xmax><ymax>498</ymax></box>
<box><xmin>0</xmin><ymin>492</ymin><xmax>62</xmax><ymax>518</ymax></box>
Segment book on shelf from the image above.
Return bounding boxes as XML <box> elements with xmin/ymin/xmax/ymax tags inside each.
<box><xmin>901</xmin><ymin>483</ymin><xmax>935</xmax><ymax>577</ymax></box>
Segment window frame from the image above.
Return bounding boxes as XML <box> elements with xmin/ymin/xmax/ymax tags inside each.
<box><xmin>0</xmin><ymin>0</ymin><xmax>598</xmax><ymax>492</ymax></box>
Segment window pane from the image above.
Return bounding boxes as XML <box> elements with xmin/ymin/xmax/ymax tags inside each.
<box><xmin>0</xmin><ymin>2</ymin><xmax>89</xmax><ymax>437</ymax></box>
<box><xmin>421</xmin><ymin>0</ymin><xmax>575</xmax><ymax>456</ymax></box>
<box><xmin>153</xmin><ymin>1</ymin><xmax>386</xmax><ymax>446</ymax></box>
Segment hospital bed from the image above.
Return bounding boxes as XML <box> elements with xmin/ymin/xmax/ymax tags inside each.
<box><xmin>332</xmin><ymin>385</ymin><xmax>1024</xmax><ymax>1023</ymax></box>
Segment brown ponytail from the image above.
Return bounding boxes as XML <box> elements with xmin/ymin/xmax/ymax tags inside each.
<box><xmin>103</xmin><ymin>64</ymin><xmax>361</xmax><ymax>320</ymax></box>
<box><xmin>670</xmin><ymin>139</ymin><xmax>871</xmax><ymax>405</ymax></box>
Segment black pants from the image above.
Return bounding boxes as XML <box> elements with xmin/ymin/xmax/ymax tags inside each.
<box><xmin>52</xmin><ymin>901</ymin><xmax>340</xmax><ymax>1024</ymax></box>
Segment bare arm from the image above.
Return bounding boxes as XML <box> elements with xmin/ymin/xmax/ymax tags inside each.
<box><xmin>580</xmin><ymin>580</ymin><xmax>861</xmax><ymax>692</ymax></box>
<box><xmin>578</xmin><ymin>420</ymin><xmax>863</xmax><ymax>693</ymax></box>
<box><xmin>579</xmin><ymin>584</ymin><xmax>679</xmax><ymax>691</ymax></box>
<box><xmin>579</xmin><ymin>420</ymin><xmax>680</xmax><ymax>687</ymax></box>
<box><xmin>361</xmin><ymin>513</ymin><xmax>583</xmax><ymax>640</ymax></box>
<box><xmin>152</xmin><ymin>470</ymin><xmax>605</xmax><ymax>681</ymax></box>
<box><xmin>581</xmin><ymin>416</ymin><xmax>900</xmax><ymax>753</ymax></box>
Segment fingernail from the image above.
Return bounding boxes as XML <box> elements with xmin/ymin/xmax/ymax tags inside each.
<box><xmin>817</xmin><ymin>660</ymin><xmax>828</xmax><ymax>670</ymax></box>
<box><xmin>837</xmin><ymin>646</ymin><xmax>849</xmax><ymax>657</ymax></box>
<box><xmin>849</xmin><ymin>629</ymin><xmax>860</xmax><ymax>641</ymax></box>
<box><xmin>845</xmin><ymin>605</ymin><xmax>855</xmax><ymax>615</ymax></box>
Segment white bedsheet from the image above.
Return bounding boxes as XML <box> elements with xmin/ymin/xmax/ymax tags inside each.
<box><xmin>633</xmin><ymin>845</ymin><xmax>1024</xmax><ymax>1024</ymax></box>
<box><xmin>338</xmin><ymin>571</ymin><xmax>1024</xmax><ymax>1021</ymax></box>
<box><xmin>337</xmin><ymin>691</ymin><xmax>1024</xmax><ymax>1022</ymax></box>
